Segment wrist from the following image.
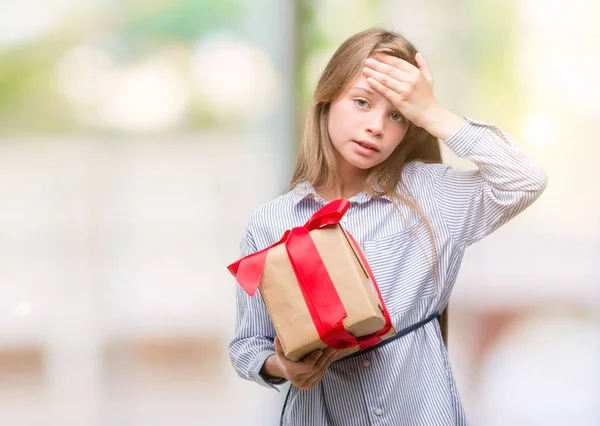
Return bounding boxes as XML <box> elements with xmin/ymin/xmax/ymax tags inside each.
<box><xmin>261</xmin><ymin>353</ymin><xmax>288</xmax><ymax>380</ymax></box>
<box><xmin>418</xmin><ymin>101</ymin><xmax>443</xmax><ymax>128</ymax></box>
<box><xmin>418</xmin><ymin>103</ymin><xmax>466</xmax><ymax>141</ymax></box>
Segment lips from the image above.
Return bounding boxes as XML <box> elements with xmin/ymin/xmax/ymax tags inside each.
<box><xmin>353</xmin><ymin>140</ymin><xmax>379</xmax><ymax>152</ymax></box>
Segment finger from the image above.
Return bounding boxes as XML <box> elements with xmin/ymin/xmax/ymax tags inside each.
<box><xmin>373</xmin><ymin>52</ymin><xmax>418</xmax><ymax>73</ymax></box>
<box><xmin>301</xmin><ymin>348</ymin><xmax>324</xmax><ymax>371</ymax></box>
<box><xmin>415</xmin><ymin>52</ymin><xmax>433</xmax><ymax>84</ymax></box>
<box><xmin>274</xmin><ymin>336</ymin><xmax>283</xmax><ymax>355</ymax></box>
<box><xmin>303</xmin><ymin>353</ymin><xmax>336</xmax><ymax>389</ymax></box>
<box><xmin>366</xmin><ymin>76</ymin><xmax>409</xmax><ymax>104</ymax></box>
<box><xmin>362</xmin><ymin>67</ymin><xmax>408</xmax><ymax>95</ymax></box>
<box><xmin>293</xmin><ymin>349</ymin><xmax>324</xmax><ymax>378</ymax></box>
<box><xmin>364</xmin><ymin>58</ymin><xmax>411</xmax><ymax>83</ymax></box>
<box><xmin>310</xmin><ymin>347</ymin><xmax>337</xmax><ymax>372</ymax></box>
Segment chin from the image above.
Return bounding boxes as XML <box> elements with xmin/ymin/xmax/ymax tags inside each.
<box><xmin>353</xmin><ymin>161</ymin><xmax>377</xmax><ymax>170</ymax></box>
<box><xmin>345</xmin><ymin>156</ymin><xmax>381</xmax><ymax>170</ymax></box>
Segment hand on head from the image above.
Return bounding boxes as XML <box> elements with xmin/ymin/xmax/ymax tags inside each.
<box><xmin>362</xmin><ymin>52</ymin><xmax>438</xmax><ymax>128</ymax></box>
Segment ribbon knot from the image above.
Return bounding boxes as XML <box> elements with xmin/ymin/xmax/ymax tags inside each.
<box><xmin>228</xmin><ymin>199</ymin><xmax>351</xmax><ymax>296</ymax></box>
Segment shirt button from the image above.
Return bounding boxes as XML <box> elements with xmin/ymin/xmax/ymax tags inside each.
<box><xmin>374</xmin><ymin>408</ymin><xmax>383</xmax><ymax>416</ymax></box>
<box><xmin>362</xmin><ymin>359</ymin><xmax>370</xmax><ymax>367</ymax></box>
<box><xmin>340</xmin><ymin>216</ymin><xmax>348</xmax><ymax>223</ymax></box>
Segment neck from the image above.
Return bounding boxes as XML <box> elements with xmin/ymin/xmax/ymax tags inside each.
<box><xmin>317</xmin><ymin>160</ymin><xmax>367</xmax><ymax>202</ymax></box>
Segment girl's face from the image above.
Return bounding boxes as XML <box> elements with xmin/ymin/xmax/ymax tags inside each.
<box><xmin>327</xmin><ymin>75</ymin><xmax>409</xmax><ymax>171</ymax></box>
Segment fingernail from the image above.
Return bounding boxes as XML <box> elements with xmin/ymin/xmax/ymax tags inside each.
<box><xmin>365</xmin><ymin>58</ymin><xmax>373</xmax><ymax>65</ymax></box>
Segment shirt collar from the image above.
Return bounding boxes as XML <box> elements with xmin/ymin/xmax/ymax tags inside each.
<box><xmin>291</xmin><ymin>180</ymin><xmax>393</xmax><ymax>205</ymax></box>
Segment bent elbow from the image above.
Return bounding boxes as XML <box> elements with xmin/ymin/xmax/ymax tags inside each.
<box><xmin>527</xmin><ymin>164</ymin><xmax>548</xmax><ymax>199</ymax></box>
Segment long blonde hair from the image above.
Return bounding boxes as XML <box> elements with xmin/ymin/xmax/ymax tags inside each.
<box><xmin>290</xmin><ymin>28</ymin><xmax>442</xmax><ymax>297</ymax></box>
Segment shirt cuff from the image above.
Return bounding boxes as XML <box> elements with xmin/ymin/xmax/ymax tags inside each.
<box><xmin>442</xmin><ymin>117</ymin><xmax>494</xmax><ymax>157</ymax></box>
<box><xmin>251</xmin><ymin>350</ymin><xmax>288</xmax><ymax>391</ymax></box>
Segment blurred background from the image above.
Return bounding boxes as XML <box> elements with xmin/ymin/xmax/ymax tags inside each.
<box><xmin>0</xmin><ymin>0</ymin><xmax>598</xmax><ymax>425</ymax></box>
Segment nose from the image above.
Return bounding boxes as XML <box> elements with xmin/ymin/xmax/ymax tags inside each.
<box><xmin>366</xmin><ymin>112</ymin><xmax>385</xmax><ymax>137</ymax></box>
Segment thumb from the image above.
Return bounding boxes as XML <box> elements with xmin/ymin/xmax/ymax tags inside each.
<box><xmin>274</xmin><ymin>335</ymin><xmax>283</xmax><ymax>355</ymax></box>
<box><xmin>415</xmin><ymin>52</ymin><xmax>433</xmax><ymax>85</ymax></box>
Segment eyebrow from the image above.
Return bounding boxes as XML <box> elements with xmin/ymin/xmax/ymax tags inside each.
<box><xmin>349</xmin><ymin>86</ymin><xmax>375</xmax><ymax>96</ymax></box>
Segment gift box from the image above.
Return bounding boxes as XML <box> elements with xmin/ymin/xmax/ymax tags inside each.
<box><xmin>228</xmin><ymin>199</ymin><xmax>396</xmax><ymax>362</ymax></box>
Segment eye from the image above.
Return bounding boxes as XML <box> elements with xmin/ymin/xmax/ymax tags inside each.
<box><xmin>390</xmin><ymin>112</ymin><xmax>404</xmax><ymax>122</ymax></box>
<box><xmin>354</xmin><ymin>99</ymin><xmax>368</xmax><ymax>108</ymax></box>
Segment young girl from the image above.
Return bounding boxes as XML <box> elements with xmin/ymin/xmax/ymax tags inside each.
<box><xmin>229</xmin><ymin>28</ymin><xmax>547</xmax><ymax>425</ymax></box>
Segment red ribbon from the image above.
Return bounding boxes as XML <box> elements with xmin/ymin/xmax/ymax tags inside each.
<box><xmin>227</xmin><ymin>199</ymin><xmax>392</xmax><ymax>351</ymax></box>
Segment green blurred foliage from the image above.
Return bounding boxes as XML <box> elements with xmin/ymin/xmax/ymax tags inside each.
<box><xmin>0</xmin><ymin>0</ymin><xmax>524</xmax><ymax>137</ymax></box>
<box><xmin>469</xmin><ymin>0</ymin><xmax>524</xmax><ymax>128</ymax></box>
<box><xmin>0</xmin><ymin>0</ymin><xmax>242</xmax><ymax>136</ymax></box>
<box><xmin>118</xmin><ymin>0</ymin><xmax>241</xmax><ymax>59</ymax></box>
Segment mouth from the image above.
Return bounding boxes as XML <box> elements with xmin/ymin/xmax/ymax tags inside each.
<box><xmin>353</xmin><ymin>140</ymin><xmax>380</xmax><ymax>152</ymax></box>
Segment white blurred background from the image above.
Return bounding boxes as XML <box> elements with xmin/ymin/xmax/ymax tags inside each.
<box><xmin>0</xmin><ymin>0</ymin><xmax>598</xmax><ymax>425</ymax></box>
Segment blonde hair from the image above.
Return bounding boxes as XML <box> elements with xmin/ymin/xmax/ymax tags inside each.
<box><xmin>290</xmin><ymin>28</ymin><xmax>442</xmax><ymax>298</ymax></box>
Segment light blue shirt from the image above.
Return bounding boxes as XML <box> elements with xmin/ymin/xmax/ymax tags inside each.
<box><xmin>229</xmin><ymin>118</ymin><xmax>548</xmax><ymax>425</ymax></box>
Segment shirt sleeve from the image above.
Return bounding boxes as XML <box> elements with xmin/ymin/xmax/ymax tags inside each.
<box><xmin>228</xmin><ymin>219</ymin><xmax>288</xmax><ymax>391</ymax></box>
<box><xmin>430</xmin><ymin>117</ymin><xmax>548</xmax><ymax>246</ymax></box>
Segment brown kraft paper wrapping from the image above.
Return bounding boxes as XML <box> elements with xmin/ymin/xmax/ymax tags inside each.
<box><xmin>260</xmin><ymin>224</ymin><xmax>396</xmax><ymax>362</ymax></box>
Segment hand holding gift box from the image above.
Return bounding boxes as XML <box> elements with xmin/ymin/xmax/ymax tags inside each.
<box><xmin>228</xmin><ymin>199</ymin><xmax>396</xmax><ymax>362</ymax></box>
